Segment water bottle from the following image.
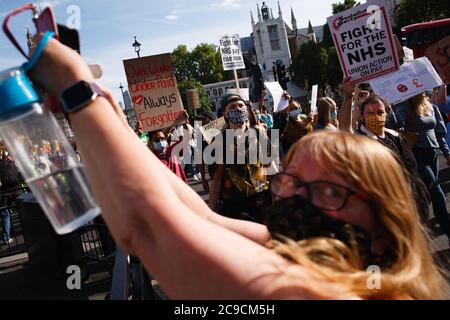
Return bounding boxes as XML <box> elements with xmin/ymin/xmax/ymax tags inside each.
<box><xmin>0</xmin><ymin>66</ymin><xmax>101</xmax><ymax>235</ymax></box>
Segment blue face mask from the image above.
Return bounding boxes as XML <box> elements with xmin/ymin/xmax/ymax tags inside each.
<box><xmin>153</xmin><ymin>140</ymin><xmax>167</xmax><ymax>152</ymax></box>
<box><xmin>330</xmin><ymin>110</ymin><xmax>338</xmax><ymax>120</ymax></box>
<box><xmin>289</xmin><ymin>109</ymin><xmax>302</xmax><ymax>118</ymax></box>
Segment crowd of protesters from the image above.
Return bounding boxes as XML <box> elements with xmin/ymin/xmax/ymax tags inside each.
<box><xmin>0</xmin><ymin>26</ymin><xmax>443</xmax><ymax>300</ymax></box>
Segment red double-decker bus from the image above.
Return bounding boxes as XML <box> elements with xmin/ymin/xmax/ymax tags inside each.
<box><xmin>402</xmin><ymin>18</ymin><xmax>450</xmax><ymax>58</ymax></box>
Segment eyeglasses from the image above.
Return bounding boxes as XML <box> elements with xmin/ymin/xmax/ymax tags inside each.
<box><xmin>270</xmin><ymin>173</ymin><xmax>369</xmax><ymax>211</ymax></box>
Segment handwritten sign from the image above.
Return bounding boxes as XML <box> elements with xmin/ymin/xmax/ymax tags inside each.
<box><xmin>265</xmin><ymin>82</ymin><xmax>285</xmax><ymax>112</ymax></box>
<box><xmin>186</xmin><ymin>89</ymin><xmax>201</xmax><ymax>110</ymax></box>
<box><xmin>369</xmin><ymin>57</ymin><xmax>443</xmax><ymax>104</ymax></box>
<box><xmin>219</xmin><ymin>34</ymin><xmax>245</xmax><ymax>71</ymax></box>
<box><xmin>123</xmin><ymin>53</ymin><xmax>184</xmax><ymax>132</ymax></box>
<box><xmin>425</xmin><ymin>36</ymin><xmax>450</xmax><ymax>84</ymax></box>
<box><xmin>327</xmin><ymin>0</ymin><xmax>399</xmax><ymax>83</ymax></box>
<box><xmin>199</xmin><ymin>117</ymin><xmax>227</xmax><ymax>144</ymax></box>
<box><xmin>227</xmin><ymin>88</ymin><xmax>249</xmax><ymax>102</ymax></box>
<box><xmin>311</xmin><ymin>85</ymin><xmax>318</xmax><ymax>115</ymax></box>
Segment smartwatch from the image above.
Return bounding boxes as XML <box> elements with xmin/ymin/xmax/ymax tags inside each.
<box><xmin>60</xmin><ymin>81</ymin><xmax>105</xmax><ymax>115</ymax></box>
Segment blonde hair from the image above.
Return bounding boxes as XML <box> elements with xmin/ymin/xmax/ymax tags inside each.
<box><xmin>269</xmin><ymin>131</ymin><xmax>449</xmax><ymax>299</ymax></box>
<box><xmin>409</xmin><ymin>93</ymin><xmax>433</xmax><ymax>116</ymax></box>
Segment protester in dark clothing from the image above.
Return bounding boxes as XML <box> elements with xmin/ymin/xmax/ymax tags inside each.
<box><xmin>395</xmin><ymin>93</ymin><xmax>450</xmax><ymax>238</ymax></box>
<box><xmin>339</xmin><ymin>79</ymin><xmax>431</xmax><ymax>224</ymax></box>
<box><xmin>0</xmin><ymin>153</ymin><xmax>23</xmax><ymax>244</ymax></box>
<box><xmin>209</xmin><ymin>94</ymin><xmax>278</xmax><ymax>222</ymax></box>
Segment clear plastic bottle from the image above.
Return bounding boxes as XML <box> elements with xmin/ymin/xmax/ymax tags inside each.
<box><xmin>0</xmin><ymin>67</ymin><xmax>100</xmax><ymax>234</ymax></box>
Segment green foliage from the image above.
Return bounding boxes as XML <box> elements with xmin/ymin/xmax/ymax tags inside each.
<box><xmin>326</xmin><ymin>47</ymin><xmax>343</xmax><ymax>90</ymax></box>
<box><xmin>323</xmin><ymin>0</ymin><xmax>359</xmax><ymax>49</ymax></box>
<box><xmin>291</xmin><ymin>42</ymin><xmax>329</xmax><ymax>89</ymax></box>
<box><xmin>171</xmin><ymin>43</ymin><xmax>223</xmax><ymax>84</ymax></box>
<box><xmin>396</xmin><ymin>0</ymin><xmax>450</xmax><ymax>28</ymax></box>
<box><xmin>322</xmin><ymin>23</ymin><xmax>334</xmax><ymax>49</ymax></box>
<box><xmin>332</xmin><ymin>0</ymin><xmax>359</xmax><ymax>14</ymax></box>
<box><xmin>177</xmin><ymin>79</ymin><xmax>212</xmax><ymax>115</ymax></box>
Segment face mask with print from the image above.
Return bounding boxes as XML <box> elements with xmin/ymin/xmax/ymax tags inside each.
<box><xmin>227</xmin><ymin>107</ymin><xmax>249</xmax><ymax>125</ymax></box>
<box><xmin>289</xmin><ymin>109</ymin><xmax>302</xmax><ymax>118</ymax></box>
<box><xmin>264</xmin><ymin>195</ymin><xmax>394</xmax><ymax>268</ymax></box>
<box><xmin>153</xmin><ymin>140</ymin><xmax>167</xmax><ymax>153</ymax></box>
<box><xmin>364</xmin><ymin>115</ymin><xmax>386</xmax><ymax>136</ymax></box>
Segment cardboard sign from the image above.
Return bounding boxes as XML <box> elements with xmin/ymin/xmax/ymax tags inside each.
<box><xmin>123</xmin><ymin>53</ymin><xmax>184</xmax><ymax>132</ymax></box>
<box><xmin>369</xmin><ymin>57</ymin><xmax>443</xmax><ymax>104</ymax></box>
<box><xmin>327</xmin><ymin>0</ymin><xmax>399</xmax><ymax>83</ymax></box>
<box><xmin>265</xmin><ymin>82</ymin><xmax>285</xmax><ymax>112</ymax></box>
<box><xmin>311</xmin><ymin>85</ymin><xmax>319</xmax><ymax>115</ymax></box>
<box><xmin>199</xmin><ymin>117</ymin><xmax>227</xmax><ymax>144</ymax></box>
<box><xmin>227</xmin><ymin>88</ymin><xmax>249</xmax><ymax>102</ymax></box>
<box><xmin>425</xmin><ymin>36</ymin><xmax>450</xmax><ymax>84</ymax></box>
<box><xmin>186</xmin><ymin>89</ymin><xmax>201</xmax><ymax>110</ymax></box>
<box><xmin>219</xmin><ymin>34</ymin><xmax>245</xmax><ymax>71</ymax></box>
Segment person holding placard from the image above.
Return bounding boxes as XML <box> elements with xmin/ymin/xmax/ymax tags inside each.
<box><xmin>208</xmin><ymin>94</ymin><xmax>276</xmax><ymax>222</ymax></box>
<box><xmin>339</xmin><ymin>78</ymin><xmax>431</xmax><ymax>223</ymax></box>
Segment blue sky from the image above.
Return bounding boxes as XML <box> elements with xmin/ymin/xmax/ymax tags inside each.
<box><xmin>0</xmin><ymin>0</ymin><xmax>338</xmax><ymax>102</ymax></box>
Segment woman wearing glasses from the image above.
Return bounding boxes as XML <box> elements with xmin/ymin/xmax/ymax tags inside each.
<box><xmin>29</xmin><ymin>36</ymin><xmax>448</xmax><ymax>299</ymax></box>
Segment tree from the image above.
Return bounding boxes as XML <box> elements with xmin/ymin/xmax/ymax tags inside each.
<box><xmin>171</xmin><ymin>43</ymin><xmax>224</xmax><ymax>84</ymax></box>
<box><xmin>396</xmin><ymin>0</ymin><xmax>450</xmax><ymax>28</ymax></box>
<box><xmin>177</xmin><ymin>79</ymin><xmax>213</xmax><ymax>115</ymax></box>
<box><xmin>322</xmin><ymin>23</ymin><xmax>334</xmax><ymax>49</ymax></box>
<box><xmin>326</xmin><ymin>47</ymin><xmax>343</xmax><ymax>90</ymax></box>
<box><xmin>171</xmin><ymin>45</ymin><xmax>194</xmax><ymax>82</ymax></box>
<box><xmin>331</xmin><ymin>0</ymin><xmax>359</xmax><ymax>15</ymax></box>
<box><xmin>291</xmin><ymin>42</ymin><xmax>329</xmax><ymax>90</ymax></box>
<box><xmin>322</xmin><ymin>0</ymin><xmax>359</xmax><ymax>49</ymax></box>
<box><xmin>190</xmin><ymin>43</ymin><xmax>224</xmax><ymax>84</ymax></box>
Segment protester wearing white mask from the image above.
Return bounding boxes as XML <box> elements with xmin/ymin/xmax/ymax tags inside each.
<box><xmin>148</xmin><ymin>130</ymin><xmax>187</xmax><ymax>184</ymax></box>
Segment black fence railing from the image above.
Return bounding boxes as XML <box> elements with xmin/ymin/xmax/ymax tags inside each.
<box><xmin>109</xmin><ymin>250</ymin><xmax>156</xmax><ymax>300</ymax></box>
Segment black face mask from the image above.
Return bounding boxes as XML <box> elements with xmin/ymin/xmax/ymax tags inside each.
<box><xmin>265</xmin><ymin>195</ymin><xmax>386</xmax><ymax>268</ymax></box>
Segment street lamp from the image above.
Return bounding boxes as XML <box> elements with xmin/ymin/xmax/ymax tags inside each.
<box><xmin>119</xmin><ymin>83</ymin><xmax>130</xmax><ymax>123</ymax></box>
<box><xmin>132</xmin><ymin>36</ymin><xmax>142</xmax><ymax>58</ymax></box>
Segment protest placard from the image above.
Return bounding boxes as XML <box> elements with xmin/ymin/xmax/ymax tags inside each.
<box><xmin>199</xmin><ymin>117</ymin><xmax>227</xmax><ymax>144</ymax></box>
<box><xmin>186</xmin><ymin>89</ymin><xmax>201</xmax><ymax>110</ymax></box>
<box><xmin>327</xmin><ymin>0</ymin><xmax>399</xmax><ymax>83</ymax></box>
<box><xmin>425</xmin><ymin>36</ymin><xmax>450</xmax><ymax>84</ymax></box>
<box><xmin>219</xmin><ymin>34</ymin><xmax>245</xmax><ymax>71</ymax></box>
<box><xmin>403</xmin><ymin>47</ymin><xmax>414</xmax><ymax>62</ymax></box>
<box><xmin>265</xmin><ymin>82</ymin><xmax>285</xmax><ymax>112</ymax></box>
<box><xmin>369</xmin><ymin>57</ymin><xmax>443</xmax><ymax>104</ymax></box>
<box><xmin>227</xmin><ymin>88</ymin><xmax>249</xmax><ymax>101</ymax></box>
<box><xmin>123</xmin><ymin>53</ymin><xmax>184</xmax><ymax>132</ymax></box>
<box><xmin>311</xmin><ymin>85</ymin><xmax>318</xmax><ymax>115</ymax></box>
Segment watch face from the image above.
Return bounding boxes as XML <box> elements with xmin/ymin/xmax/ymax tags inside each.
<box><xmin>62</xmin><ymin>81</ymin><xmax>95</xmax><ymax>112</ymax></box>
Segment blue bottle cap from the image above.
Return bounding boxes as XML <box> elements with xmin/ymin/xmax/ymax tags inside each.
<box><xmin>0</xmin><ymin>68</ymin><xmax>39</xmax><ymax>120</ymax></box>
